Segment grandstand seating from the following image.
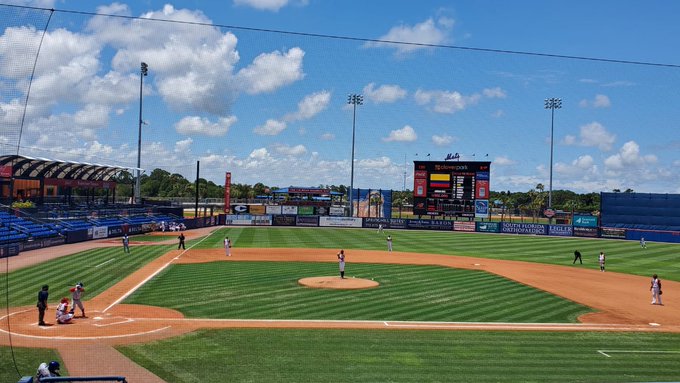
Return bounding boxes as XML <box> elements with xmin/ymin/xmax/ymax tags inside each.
<box><xmin>0</xmin><ymin>208</ymin><xmax>183</xmax><ymax>245</ymax></box>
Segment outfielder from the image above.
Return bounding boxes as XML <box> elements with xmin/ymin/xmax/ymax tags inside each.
<box><xmin>337</xmin><ymin>250</ymin><xmax>346</xmax><ymax>279</ymax></box>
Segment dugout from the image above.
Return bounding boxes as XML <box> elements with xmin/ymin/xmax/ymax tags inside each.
<box><xmin>600</xmin><ymin>192</ymin><xmax>680</xmax><ymax>243</ymax></box>
<box><xmin>0</xmin><ymin>155</ymin><xmax>140</xmax><ymax>206</ymax></box>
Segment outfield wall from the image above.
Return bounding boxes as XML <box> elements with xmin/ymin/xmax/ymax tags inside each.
<box><xmin>222</xmin><ymin>214</ymin><xmax>680</xmax><ymax>244</ymax></box>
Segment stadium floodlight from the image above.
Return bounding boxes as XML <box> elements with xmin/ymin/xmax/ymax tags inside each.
<box><xmin>135</xmin><ymin>62</ymin><xmax>148</xmax><ymax>205</ymax></box>
<box><xmin>544</xmin><ymin>97</ymin><xmax>562</xmax><ymax>213</ymax></box>
<box><xmin>347</xmin><ymin>94</ymin><xmax>363</xmax><ymax>217</ymax></box>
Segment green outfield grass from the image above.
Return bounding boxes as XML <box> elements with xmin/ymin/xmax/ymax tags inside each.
<box><xmin>198</xmin><ymin>227</ymin><xmax>680</xmax><ymax>281</ymax></box>
<box><xmin>125</xmin><ymin>261</ymin><xmax>591</xmax><ymax>322</ymax></box>
<box><xmin>118</xmin><ymin>329</ymin><xmax>680</xmax><ymax>383</ymax></box>
<box><xmin>0</xmin><ymin>346</ymin><xmax>63</xmax><ymax>383</ymax></box>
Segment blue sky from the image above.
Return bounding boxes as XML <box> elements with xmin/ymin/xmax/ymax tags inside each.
<box><xmin>1</xmin><ymin>0</ymin><xmax>679</xmax><ymax>193</ymax></box>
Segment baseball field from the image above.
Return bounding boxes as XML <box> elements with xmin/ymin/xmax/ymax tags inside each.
<box><xmin>2</xmin><ymin>226</ymin><xmax>680</xmax><ymax>382</ymax></box>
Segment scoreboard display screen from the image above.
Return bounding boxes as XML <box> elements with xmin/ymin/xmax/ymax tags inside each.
<box><xmin>413</xmin><ymin>161</ymin><xmax>491</xmax><ymax>218</ymax></box>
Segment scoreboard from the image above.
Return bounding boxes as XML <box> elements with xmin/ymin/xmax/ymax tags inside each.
<box><xmin>413</xmin><ymin>161</ymin><xmax>491</xmax><ymax>218</ymax></box>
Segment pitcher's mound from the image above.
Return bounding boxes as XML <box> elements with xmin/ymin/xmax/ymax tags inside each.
<box><xmin>298</xmin><ymin>276</ymin><xmax>379</xmax><ymax>290</ymax></box>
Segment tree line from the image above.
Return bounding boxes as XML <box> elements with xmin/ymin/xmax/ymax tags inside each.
<box><xmin>114</xmin><ymin>168</ymin><xmax>636</xmax><ymax>214</ymax></box>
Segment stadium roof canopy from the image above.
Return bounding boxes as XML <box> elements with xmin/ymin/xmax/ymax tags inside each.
<box><xmin>0</xmin><ymin>155</ymin><xmax>141</xmax><ymax>181</ymax></box>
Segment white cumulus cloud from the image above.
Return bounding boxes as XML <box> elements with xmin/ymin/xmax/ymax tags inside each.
<box><xmin>365</xmin><ymin>18</ymin><xmax>452</xmax><ymax>55</ymax></box>
<box><xmin>431</xmin><ymin>134</ymin><xmax>456</xmax><ymax>146</ymax></box>
<box><xmin>175</xmin><ymin>116</ymin><xmax>237</xmax><ymax>136</ymax></box>
<box><xmin>363</xmin><ymin>83</ymin><xmax>407</xmax><ymax>103</ymax></box>
<box><xmin>563</xmin><ymin>122</ymin><xmax>616</xmax><ymax>151</ymax></box>
<box><xmin>383</xmin><ymin>125</ymin><xmax>417</xmax><ymax>142</ymax></box>
<box><xmin>273</xmin><ymin>144</ymin><xmax>307</xmax><ymax>156</ymax></box>
<box><xmin>233</xmin><ymin>0</ymin><xmax>293</xmax><ymax>12</ymax></box>
<box><xmin>284</xmin><ymin>90</ymin><xmax>331</xmax><ymax>121</ymax></box>
<box><xmin>579</xmin><ymin>94</ymin><xmax>611</xmax><ymax>108</ymax></box>
<box><xmin>237</xmin><ymin>47</ymin><xmax>305</xmax><ymax>94</ymax></box>
<box><xmin>254</xmin><ymin>119</ymin><xmax>287</xmax><ymax>136</ymax></box>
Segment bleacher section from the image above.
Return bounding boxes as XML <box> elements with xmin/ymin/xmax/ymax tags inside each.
<box><xmin>0</xmin><ymin>207</ymin><xmax>183</xmax><ymax>246</ymax></box>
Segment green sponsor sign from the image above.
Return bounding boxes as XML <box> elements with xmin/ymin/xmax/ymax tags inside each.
<box><xmin>573</xmin><ymin>215</ymin><xmax>598</xmax><ymax>227</ymax></box>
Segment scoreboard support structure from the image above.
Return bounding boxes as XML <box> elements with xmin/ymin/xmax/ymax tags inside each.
<box><xmin>413</xmin><ymin>161</ymin><xmax>491</xmax><ymax>219</ymax></box>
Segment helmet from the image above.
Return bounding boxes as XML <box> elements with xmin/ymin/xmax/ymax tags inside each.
<box><xmin>48</xmin><ymin>361</ymin><xmax>60</xmax><ymax>372</ymax></box>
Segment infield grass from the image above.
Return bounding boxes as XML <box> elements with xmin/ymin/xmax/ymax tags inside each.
<box><xmin>118</xmin><ymin>329</ymin><xmax>680</xmax><ymax>383</ymax></box>
<box><xmin>125</xmin><ymin>261</ymin><xmax>591</xmax><ymax>322</ymax></box>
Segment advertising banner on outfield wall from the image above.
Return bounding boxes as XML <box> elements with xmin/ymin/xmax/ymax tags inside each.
<box><xmin>266</xmin><ymin>205</ymin><xmax>282</xmax><ymax>215</ymax></box>
<box><xmin>407</xmin><ymin>219</ymin><xmax>453</xmax><ymax>231</ymax></box>
<box><xmin>329</xmin><ymin>207</ymin><xmax>345</xmax><ymax>216</ymax></box>
<box><xmin>250</xmin><ymin>205</ymin><xmax>266</xmax><ymax>215</ymax></box>
<box><xmin>573</xmin><ymin>226</ymin><xmax>599</xmax><ymax>237</ymax></box>
<box><xmin>21</xmin><ymin>240</ymin><xmax>44</xmax><ymax>251</ymax></box>
<box><xmin>364</xmin><ymin>217</ymin><xmax>391</xmax><ymax>229</ymax></box>
<box><xmin>573</xmin><ymin>215</ymin><xmax>598</xmax><ymax>228</ymax></box>
<box><xmin>272</xmin><ymin>215</ymin><xmax>297</xmax><ymax>226</ymax></box>
<box><xmin>296</xmin><ymin>216</ymin><xmax>319</xmax><ymax>227</ymax></box>
<box><xmin>601</xmin><ymin>227</ymin><xmax>626</xmax><ymax>239</ymax></box>
<box><xmin>453</xmin><ymin>221</ymin><xmax>476</xmax><ymax>232</ymax></box>
<box><xmin>548</xmin><ymin>225</ymin><xmax>573</xmax><ymax>237</ymax></box>
<box><xmin>298</xmin><ymin>206</ymin><xmax>315</xmax><ymax>215</ymax></box>
<box><xmin>281</xmin><ymin>206</ymin><xmax>298</xmax><ymax>215</ymax></box>
<box><xmin>501</xmin><ymin>222</ymin><xmax>547</xmax><ymax>235</ymax></box>
<box><xmin>476</xmin><ymin>221</ymin><xmax>501</xmax><ymax>233</ymax></box>
<box><xmin>388</xmin><ymin>218</ymin><xmax>408</xmax><ymax>229</ymax></box>
<box><xmin>225</xmin><ymin>214</ymin><xmax>272</xmax><ymax>226</ymax></box>
<box><xmin>0</xmin><ymin>243</ymin><xmax>20</xmax><ymax>258</ymax></box>
<box><xmin>92</xmin><ymin>226</ymin><xmax>108</xmax><ymax>239</ymax></box>
<box><xmin>107</xmin><ymin>226</ymin><xmax>123</xmax><ymax>237</ymax></box>
<box><xmin>232</xmin><ymin>205</ymin><xmax>249</xmax><ymax>214</ymax></box>
<box><xmin>319</xmin><ymin>216</ymin><xmax>363</xmax><ymax>228</ymax></box>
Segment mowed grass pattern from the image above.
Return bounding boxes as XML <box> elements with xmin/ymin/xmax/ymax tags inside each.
<box><xmin>125</xmin><ymin>261</ymin><xmax>590</xmax><ymax>322</ymax></box>
<box><xmin>3</xmin><ymin>245</ymin><xmax>172</xmax><ymax>307</ymax></box>
<box><xmin>199</xmin><ymin>227</ymin><xmax>680</xmax><ymax>281</ymax></box>
<box><xmin>118</xmin><ymin>329</ymin><xmax>680</xmax><ymax>383</ymax></box>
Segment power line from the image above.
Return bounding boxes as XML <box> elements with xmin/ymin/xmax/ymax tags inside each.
<box><xmin>1</xmin><ymin>2</ymin><xmax>679</xmax><ymax>69</ymax></box>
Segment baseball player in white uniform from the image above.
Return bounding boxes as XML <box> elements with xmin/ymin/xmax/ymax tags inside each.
<box><xmin>598</xmin><ymin>252</ymin><xmax>606</xmax><ymax>272</ymax></box>
<box><xmin>224</xmin><ymin>237</ymin><xmax>231</xmax><ymax>256</ymax></box>
<box><xmin>386</xmin><ymin>235</ymin><xmax>393</xmax><ymax>252</ymax></box>
<box><xmin>337</xmin><ymin>250</ymin><xmax>346</xmax><ymax>279</ymax></box>
<box><xmin>69</xmin><ymin>282</ymin><xmax>85</xmax><ymax>317</ymax></box>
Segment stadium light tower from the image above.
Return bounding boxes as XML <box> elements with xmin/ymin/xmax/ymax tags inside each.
<box><xmin>135</xmin><ymin>62</ymin><xmax>148</xmax><ymax>205</ymax></box>
<box><xmin>544</xmin><ymin>97</ymin><xmax>562</xmax><ymax>211</ymax></box>
<box><xmin>347</xmin><ymin>94</ymin><xmax>363</xmax><ymax>217</ymax></box>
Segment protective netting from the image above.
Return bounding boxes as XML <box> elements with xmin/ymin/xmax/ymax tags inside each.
<box><xmin>1</xmin><ymin>3</ymin><xmax>679</xmax><ymax>191</ymax></box>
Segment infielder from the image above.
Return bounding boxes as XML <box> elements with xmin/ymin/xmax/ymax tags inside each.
<box><xmin>598</xmin><ymin>251</ymin><xmax>606</xmax><ymax>272</ymax></box>
<box><xmin>69</xmin><ymin>282</ymin><xmax>85</xmax><ymax>317</ymax></box>
<box><xmin>386</xmin><ymin>235</ymin><xmax>393</xmax><ymax>252</ymax></box>
<box><xmin>337</xmin><ymin>250</ymin><xmax>346</xmax><ymax>279</ymax></box>
<box><xmin>650</xmin><ymin>274</ymin><xmax>662</xmax><ymax>305</ymax></box>
<box><xmin>224</xmin><ymin>236</ymin><xmax>232</xmax><ymax>256</ymax></box>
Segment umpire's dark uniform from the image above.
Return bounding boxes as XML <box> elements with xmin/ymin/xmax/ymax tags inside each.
<box><xmin>573</xmin><ymin>250</ymin><xmax>582</xmax><ymax>264</ymax></box>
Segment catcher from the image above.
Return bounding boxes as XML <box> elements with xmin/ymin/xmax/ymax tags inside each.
<box><xmin>55</xmin><ymin>297</ymin><xmax>74</xmax><ymax>324</ymax></box>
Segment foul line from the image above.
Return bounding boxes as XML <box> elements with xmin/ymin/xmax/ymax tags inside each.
<box><xmin>598</xmin><ymin>350</ymin><xmax>680</xmax><ymax>358</ymax></box>
<box><xmin>94</xmin><ymin>258</ymin><xmax>116</xmax><ymax>268</ymax></box>
<box><xmin>103</xmin><ymin>232</ymin><xmax>217</xmax><ymax>313</ymax></box>
<box><xmin>0</xmin><ymin>326</ymin><xmax>171</xmax><ymax>340</ymax></box>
